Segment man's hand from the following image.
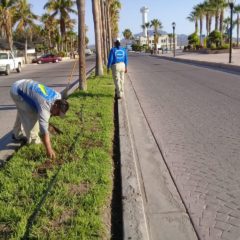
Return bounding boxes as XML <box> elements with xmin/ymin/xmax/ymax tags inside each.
<box><xmin>125</xmin><ymin>68</ymin><xmax>128</xmax><ymax>73</ymax></box>
<box><xmin>47</xmin><ymin>148</ymin><xmax>56</xmax><ymax>159</ymax></box>
<box><xmin>42</xmin><ymin>133</ymin><xmax>56</xmax><ymax>160</ymax></box>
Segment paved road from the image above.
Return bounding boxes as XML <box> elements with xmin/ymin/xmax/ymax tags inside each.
<box><xmin>127</xmin><ymin>53</ymin><xmax>240</xmax><ymax>240</ymax></box>
<box><xmin>0</xmin><ymin>57</ymin><xmax>95</xmax><ymax>160</ymax></box>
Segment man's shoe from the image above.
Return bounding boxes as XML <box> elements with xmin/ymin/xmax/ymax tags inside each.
<box><xmin>12</xmin><ymin>134</ymin><xmax>28</xmax><ymax>144</ymax></box>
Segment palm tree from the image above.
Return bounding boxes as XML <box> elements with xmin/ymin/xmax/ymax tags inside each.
<box><xmin>123</xmin><ymin>28</ymin><xmax>132</xmax><ymax>46</ymax></box>
<box><xmin>106</xmin><ymin>0</ymin><xmax>113</xmax><ymax>52</ymax></box>
<box><xmin>14</xmin><ymin>0</ymin><xmax>37</xmax><ymax>63</ymax></box>
<box><xmin>92</xmin><ymin>0</ymin><xmax>103</xmax><ymax>76</ymax></box>
<box><xmin>41</xmin><ymin>13</ymin><xmax>59</xmax><ymax>50</ymax></box>
<box><xmin>187</xmin><ymin>11</ymin><xmax>199</xmax><ymax>33</ymax></box>
<box><xmin>150</xmin><ymin>19</ymin><xmax>162</xmax><ymax>52</ymax></box>
<box><xmin>194</xmin><ymin>4</ymin><xmax>205</xmax><ymax>45</ymax></box>
<box><xmin>109</xmin><ymin>0</ymin><xmax>121</xmax><ymax>42</ymax></box>
<box><xmin>234</xmin><ymin>4</ymin><xmax>240</xmax><ymax>46</ymax></box>
<box><xmin>202</xmin><ymin>0</ymin><xmax>214</xmax><ymax>36</ymax></box>
<box><xmin>145</xmin><ymin>22</ymin><xmax>150</xmax><ymax>48</ymax></box>
<box><xmin>76</xmin><ymin>0</ymin><xmax>87</xmax><ymax>90</ymax></box>
<box><xmin>0</xmin><ymin>0</ymin><xmax>18</xmax><ymax>51</ymax></box>
<box><xmin>44</xmin><ymin>0</ymin><xmax>77</xmax><ymax>51</ymax></box>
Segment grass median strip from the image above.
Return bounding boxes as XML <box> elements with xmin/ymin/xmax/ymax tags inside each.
<box><xmin>0</xmin><ymin>72</ymin><xmax>115</xmax><ymax>239</ymax></box>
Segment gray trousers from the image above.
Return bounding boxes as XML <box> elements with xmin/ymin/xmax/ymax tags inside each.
<box><xmin>10</xmin><ymin>91</ymin><xmax>41</xmax><ymax>144</ymax></box>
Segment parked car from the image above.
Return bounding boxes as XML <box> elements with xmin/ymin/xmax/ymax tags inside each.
<box><xmin>32</xmin><ymin>54</ymin><xmax>62</xmax><ymax>64</ymax></box>
<box><xmin>85</xmin><ymin>49</ymin><xmax>93</xmax><ymax>56</ymax></box>
<box><xmin>0</xmin><ymin>51</ymin><xmax>22</xmax><ymax>75</ymax></box>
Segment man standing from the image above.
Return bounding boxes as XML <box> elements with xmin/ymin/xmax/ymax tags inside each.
<box><xmin>10</xmin><ymin>79</ymin><xmax>69</xmax><ymax>159</ymax></box>
<box><xmin>107</xmin><ymin>38</ymin><xmax>128</xmax><ymax>99</ymax></box>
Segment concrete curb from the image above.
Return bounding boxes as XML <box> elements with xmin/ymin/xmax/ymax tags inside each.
<box><xmin>118</xmin><ymin>97</ymin><xmax>149</xmax><ymax>240</ymax></box>
<box><xmin>154</xmin><ymin>55</ymin><xmax>240</xmax><ymax>72</ymax></box>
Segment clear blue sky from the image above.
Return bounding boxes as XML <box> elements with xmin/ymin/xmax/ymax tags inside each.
<box><xmin>29</xmin><ymin>0</ymin><xmax>236</xmax><ymax>45</ymax></box>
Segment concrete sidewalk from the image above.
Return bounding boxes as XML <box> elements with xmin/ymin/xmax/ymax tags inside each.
<box><xmin>119</xmin><ymin>74</ymin><xmax>198</xmax><ymax>240</ymax></box>
<box><xmin>155</xmin><ymin>49</ymin><xmax>240</xmax><ymax>72</ymax></box>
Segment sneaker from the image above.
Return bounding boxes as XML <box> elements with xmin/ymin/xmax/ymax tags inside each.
<box><xmin>12</xmin><ymin>134</ymin><xmax>28</xmax><ymax>144</ymax></box>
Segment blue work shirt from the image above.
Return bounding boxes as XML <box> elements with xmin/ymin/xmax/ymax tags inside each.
<box><xmin>107</xmin><ymin>47</ymin><xmax>128</xmax><ymax>69</ymax></box>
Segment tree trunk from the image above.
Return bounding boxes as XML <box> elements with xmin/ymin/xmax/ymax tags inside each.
<box><xmin>98</xmin><ymin>0</ymin><xmax>104</xmax><ymax>65</ymax></box>
<box><xmin>25</xmin><ymin>37</ymin><xmax>28</xmax><ymax>64</ymax></box>
<box><xmin>106</xmin><ymin>0</ymin><xmax>112</xmax><ymax>53</ymax></box>
<box><xmin>219</xmin><ymin>9</ymin><xmax>224</xmax><ymax>45</ymax></box>
<box><xmin>195</xmin><ymin>20</ymin><xmax>198</xmax><ymax>33</ymax></box>
<box><xmin>92</xmin><ymin>0</ymin><xmax>103</xmax><ymax>76</ymax></box>
<box><xmin>206</xmin><ymin>13</ymin><xmax>209</xmax><ymax>36</ymax></box>
<box><xmin>77</xmin><ymin>0</ymin><xmax>87</xmax><ymax>91</ymax></box>
<box><xmin>100</xmin><ymin>0</ymin><xmax>108</xmax><ymax>65</ymax></box>
<box><xmin>209</xmin><ymin>16</ymin><xmax>212</xmax><ymax>33</ymax></box>
<box><xmin>215</xmin><ymin>10</ymin><xmax>219</xmax><ymax>31</ymax></box>
<box><xmin>237</xmin><ymin>14</ymin><xmax>239</xmax><ymax>47</ymax></box>
<box><xmin>200</xmin><ymin>18</ymin><xmax>203</xmax><ymax>45</ymax></box>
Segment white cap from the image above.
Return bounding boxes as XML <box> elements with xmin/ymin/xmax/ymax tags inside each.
<box><xmin>114</xmin><ymin>37</ymin><xmax>121</xmax><ymax>42</ymax></box>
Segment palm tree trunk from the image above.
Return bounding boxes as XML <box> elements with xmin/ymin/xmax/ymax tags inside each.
<box><xmin>220</xmin><ymin>9</ymin><xmax>224</xmax><ymax>45</ymax></box>
<box><xmin>98</xmin><ymin>0</ymin><xmax>104</xmax><ymax>65</ymax></box>
<box><xmin>92</xmin><ymin>0</ymin><xmax>103</xmax><ymax>76</ymax></box>
<box><xmin>209</xmin><ymin>16</ymin><xmax>212</xmax><ymax>33</ymax></box>
<box><xmin>77</xmin><ymin>0</ymin><xmax>87</xmax><ymax>91</ymax></box>
<box><xmin>5</xmin><ymin>12</ymin><xmax>13</xmax><ymax>51</ymax></box>
<box><xmin>215</xmin><ymin>11</ymin><xmax>219</xmax><ymax>31</ymax></box>
<box><xmin>200</xmin><ymin>18</ymin><xmax>203</xmax><ymax>45</ymax></box>
<box><xmin>100</xmin><ymin>0</ymin><xmax>108</xmax><ymax>65</ymax></box>
<box><xmin>195</xmin><ymin>20</ymin><xmax>198</xmax><ymax>33</ymax></box>
<box><xmin>206</xmin><ymin>13</ymin><xmax>209</xmax><ymax>36</ymax></box>
<box><xmin>106</xmin><ymin>0</ymin><xmax>112</xmax><ymax>53</ymax></box>
<box><xmin>237</xmin><ymin>14</ymin><xmax>240</xmax><ymax>46</ymax></box>
<box><xmin>25</xmin><ymin>37</ymin><xmax>28</xmax><ymax>64</ymax></box>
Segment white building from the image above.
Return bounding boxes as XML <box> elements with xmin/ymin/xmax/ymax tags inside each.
<box><xmin>138</xmin><ymin>34</ymin><xmax>177</xmax><ymax>51</ymax></box>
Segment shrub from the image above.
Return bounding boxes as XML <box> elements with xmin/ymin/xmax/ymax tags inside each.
<box><xmin>131</xmin><ymin>44</ymin><xmax>143</xmax><ymax>52</ymax></box>
<box><xmin>188</xmin><ymin>32</ymin><xmax>200</xmax><ymax>48</ymax></box>
<box><xmin>208</xmin><ymin>30</ymin><xmax>222</xmax><ymax>47</ymax></box>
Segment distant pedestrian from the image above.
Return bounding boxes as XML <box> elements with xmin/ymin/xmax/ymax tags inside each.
<box><xmin>107</xmin><ymin>38</ymin><xmax>128</xmax><ymax>99</ymax></box>
<box><xmin>10</xmin><ymin>79</ymin><xmax>69</xmax><ymax>159</ymax></box>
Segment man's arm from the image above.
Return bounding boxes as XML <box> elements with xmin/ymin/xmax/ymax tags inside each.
<box><xmin>124</xmin><ymin>49</ymin><xmax>128</xmax><ymax>73</ymax></box>
<box><xmin>42</xmin><ymin>133</ymin><xmax>56</xmax><ymax>159</ymax></box>
<box><xmin>107</xmin><ymin>48</ymin><xmax>114</xmax><ymax>72</ymax></box>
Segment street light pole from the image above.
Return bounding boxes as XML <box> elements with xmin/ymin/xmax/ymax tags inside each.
<box><xmin>172</xmin><ymin>22</ymin><xmax>176</xmax><ymax>57</ymax></box>
<box><xmin>228</xmin><ymin>0</ymin><xmax>235</xmax><ymax>63</ymax></box>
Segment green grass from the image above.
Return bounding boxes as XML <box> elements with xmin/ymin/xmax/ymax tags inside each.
<box><xmin>0</xmin><ymin>72</ymin><xmax>115</xmax><ymax>239</ymax></box>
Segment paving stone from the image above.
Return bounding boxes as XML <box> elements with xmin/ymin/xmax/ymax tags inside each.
<box><xmin>128</xmin><ymin>54</ymin><xmax>240</xmax><ymax>240</ymax></box>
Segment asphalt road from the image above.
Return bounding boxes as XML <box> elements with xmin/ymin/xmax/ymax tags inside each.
<box><xmin>0</xmin><ymin>57</ymin><xmax>95</xmax><ymax>154</ymax></box>
<box><xmin>127</xmin><ymin>53</ymin><xmax>240</xmax><ymax>240</ymax></box>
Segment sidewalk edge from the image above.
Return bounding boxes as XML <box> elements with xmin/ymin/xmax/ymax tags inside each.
<box><xmin>118</xmin><ymin>98</ymin><xmax>149</xmax><ymax>240</ymax></box>
<box><xmin>154</xmin><ymin>55</ymin><xmax>240</xmax><ymax>72</ymax></box>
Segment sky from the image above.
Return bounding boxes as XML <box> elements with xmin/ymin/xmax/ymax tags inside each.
<box><xmin>29</xmin><ymin>0</ymin><xmax>236</xmax><ymax>45</ymax></box>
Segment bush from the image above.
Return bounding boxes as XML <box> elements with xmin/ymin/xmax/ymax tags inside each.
<box><xmin>188</xmin><ymin>32</ymin><xmax>200</xmax><ymax>47</ymax></box>
<box><xmin>57</xmin><ymin>51</ymin><xmax>67</xmax><ymax>57</ymax></box>
<box><xmin>208</xmin><ymin>30</ymin><xmax>222</xmax><ymax>47</ymax></box>
<box><xmin>131</xmin><ymin>44</ymin><xmax>143</xmax><ymax>52</ymax></box>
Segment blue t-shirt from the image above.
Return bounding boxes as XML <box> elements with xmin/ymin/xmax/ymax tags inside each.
<box><xmin>107</xmin><ymin>47</ymin><xmax>128</xmax><ymax>69</ymax></box>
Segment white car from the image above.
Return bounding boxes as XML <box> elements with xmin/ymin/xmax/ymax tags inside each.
<box><xmin>0</xmin><ymin>51</ymin><xmax>22</xmax><ymax>75</ymax></box>
<box><xmin>85</xmin><ymin>49</ymin><xmax>93</xmax><ymax>56</ymax></box>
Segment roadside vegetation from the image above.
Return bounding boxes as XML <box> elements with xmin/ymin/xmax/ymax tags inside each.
<box><xmin>0</xmin><ymin>72</ymin><xmax>115</xmax><ymax>239</ymax></box>
<box><xmin>186</xmin><ymin>0</ymin><xmax>240</xmax><ymax>50</ymax></box>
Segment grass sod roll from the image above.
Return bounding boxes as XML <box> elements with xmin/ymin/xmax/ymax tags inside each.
<box><xmin>0</xmin><ymin>72</ymin><xmax>115</xmax><ymax>239</ymax></box>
